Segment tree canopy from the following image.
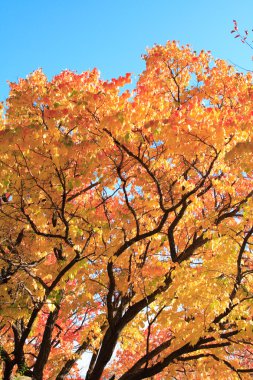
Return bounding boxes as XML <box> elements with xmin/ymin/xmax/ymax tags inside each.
<box><xmin>1</xmin><ymin>41</ymin><xmax>253</xmax><ymax>379</ymax></box>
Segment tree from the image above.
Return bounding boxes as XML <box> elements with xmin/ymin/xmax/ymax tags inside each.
<box><xmin>1</xmin><ymin>41</ymin><xmax>253</xmax><ymax>380</ymax></box>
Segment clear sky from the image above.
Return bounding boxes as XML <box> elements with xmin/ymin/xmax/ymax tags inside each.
<box><xmin>1</xmin><ymin>0</ymin><xmax>253</xmax><ymax>101</ymax></box>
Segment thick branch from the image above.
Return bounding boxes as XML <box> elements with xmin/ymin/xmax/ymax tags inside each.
<box><xmin>33</xmin><ymin>304</ymin><xmax>61</xmax><ymax>380</ymax></box>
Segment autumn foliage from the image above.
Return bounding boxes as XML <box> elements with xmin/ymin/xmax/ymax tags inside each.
<box><xmin>1</xmin><ymin>41</ymin><xmax>253</xmax><ymax>379</ymax></box>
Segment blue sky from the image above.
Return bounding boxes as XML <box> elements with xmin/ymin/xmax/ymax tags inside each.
<box><xmin>1</xmin><ymin>0</ymin><xmax>253</xmax><ymax>100</ymax></box>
